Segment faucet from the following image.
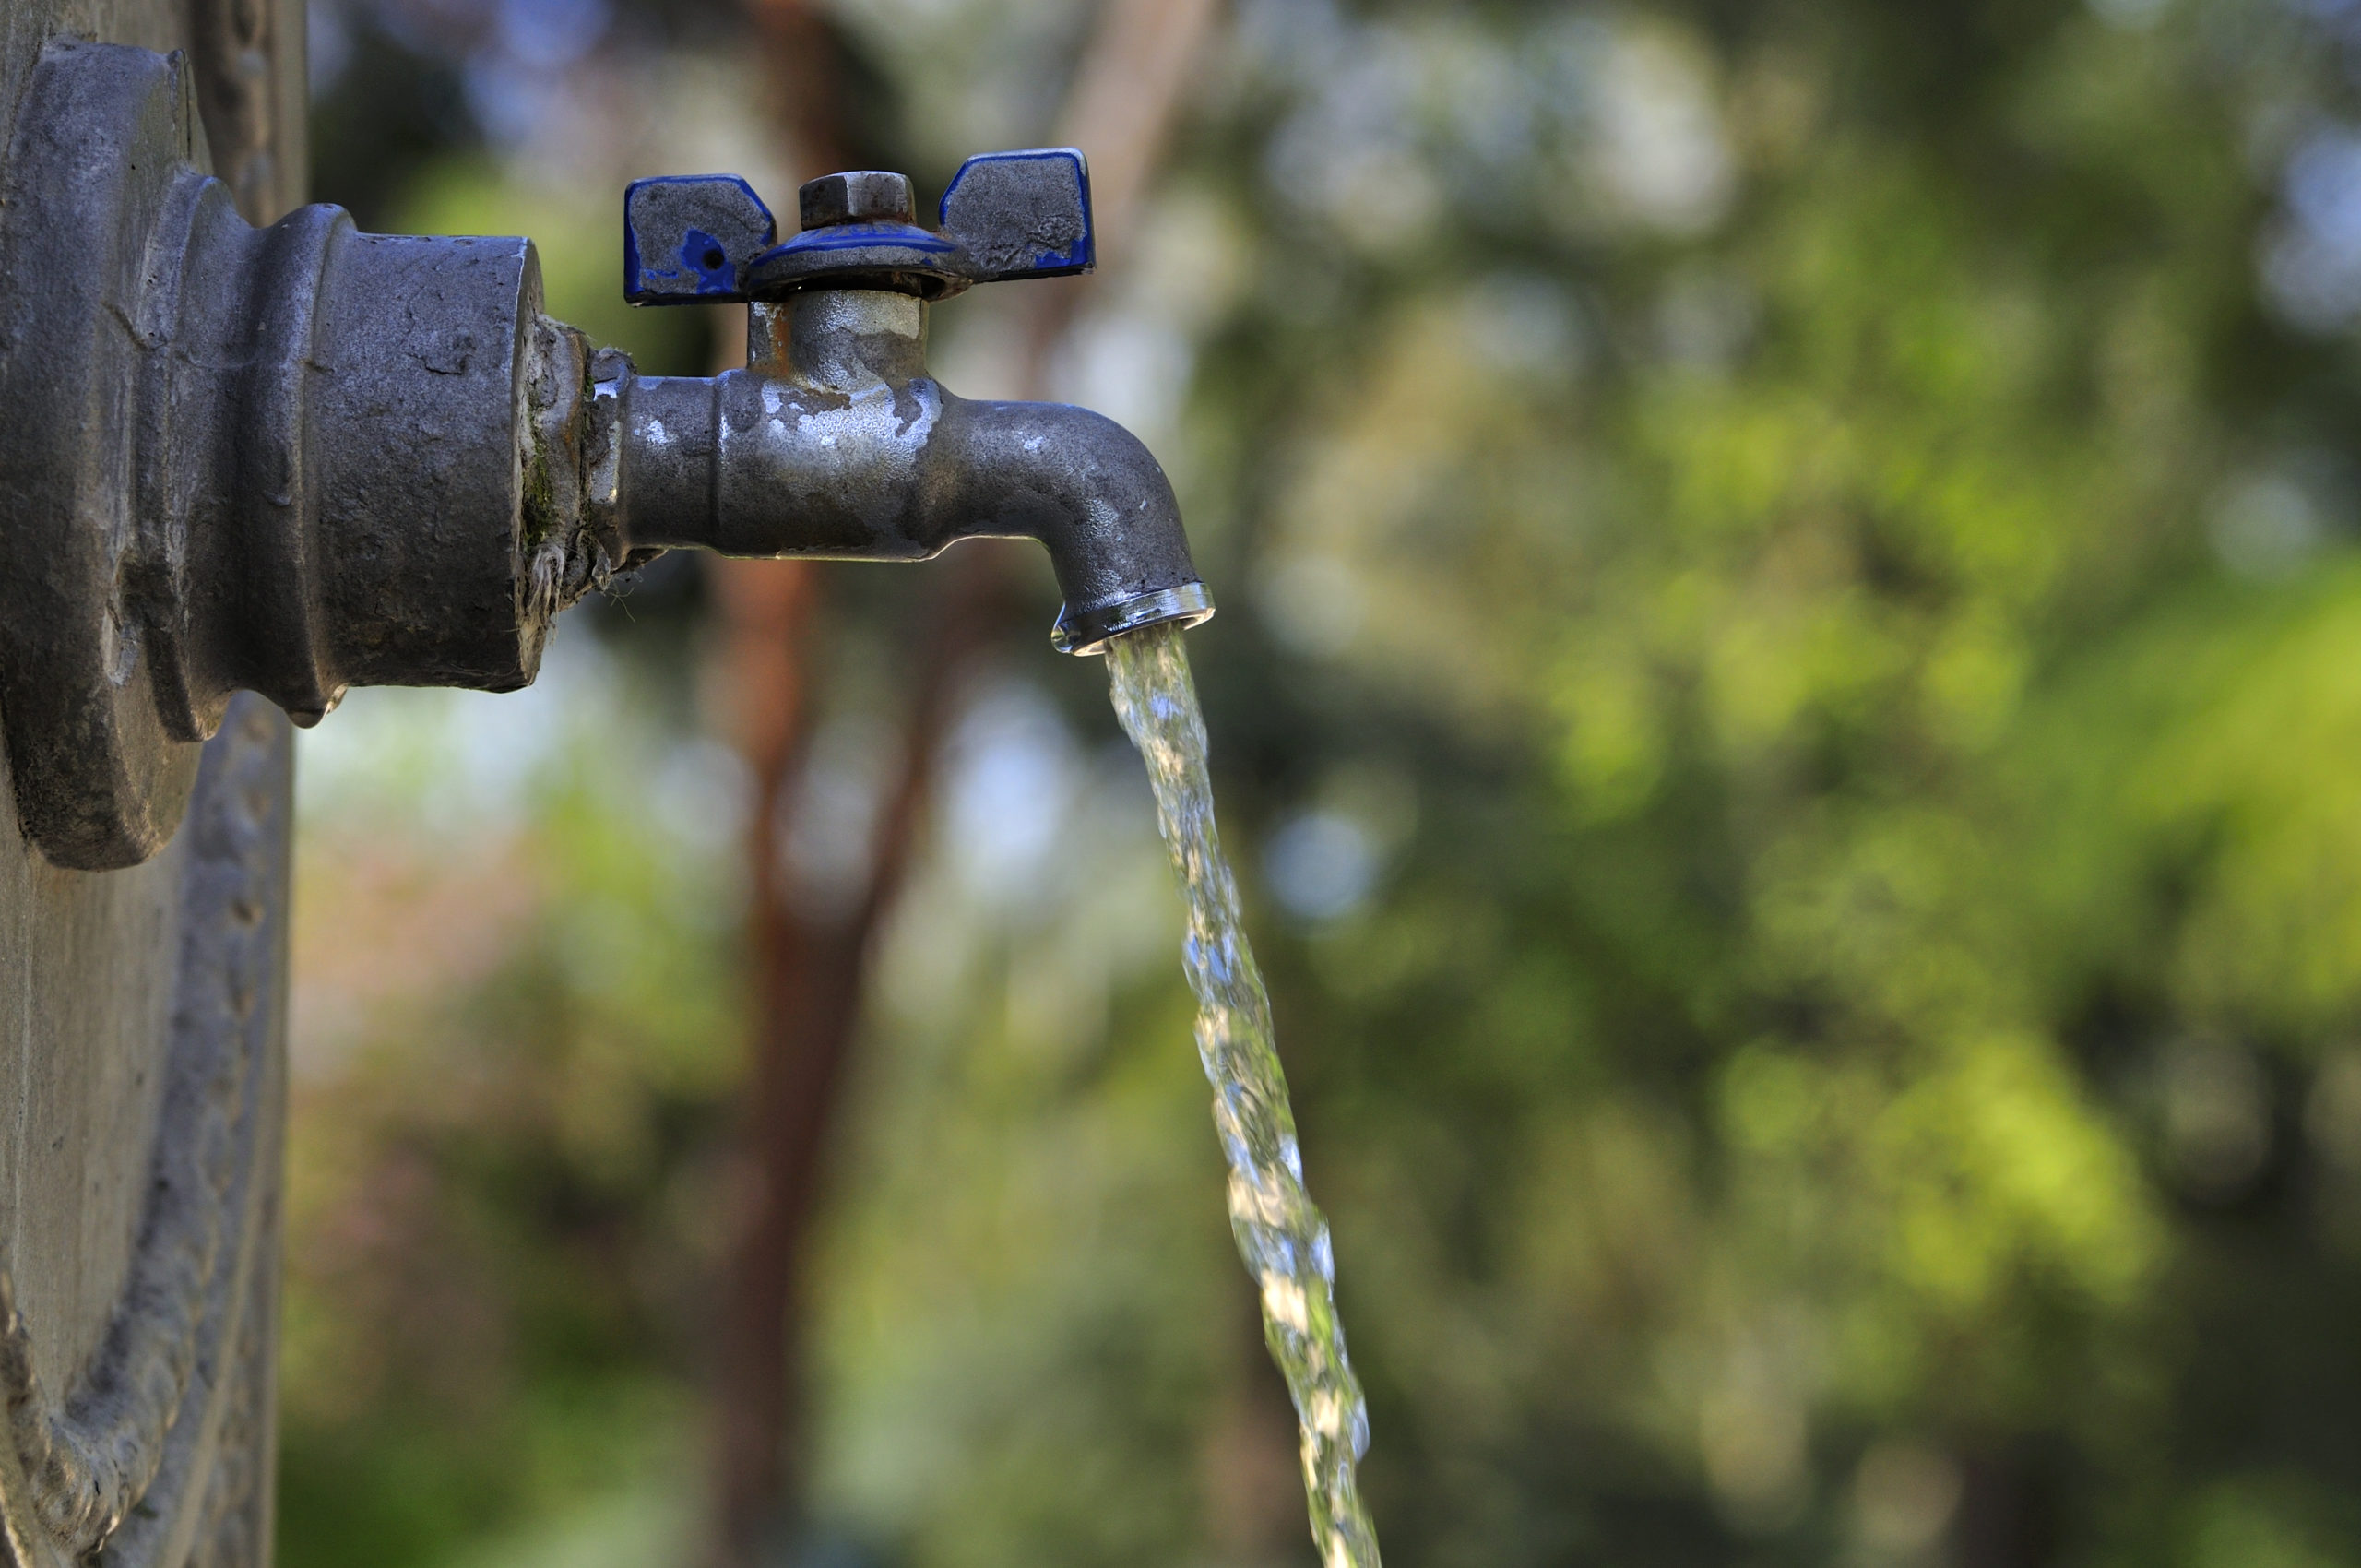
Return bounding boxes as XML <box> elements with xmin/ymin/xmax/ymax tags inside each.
<box><xmin>0</xmin><ymin>42</ymin><xmax>1212</xmax><ymax>870</ymax></box>
<box><xmin>568</xmin><ymin>156</ymin><xmax>1213</xmax><ymax>657</ymax></box>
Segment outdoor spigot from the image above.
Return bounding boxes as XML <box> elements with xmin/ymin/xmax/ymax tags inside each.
<box><xmin>0</xmin><ymin>42</ymin><xmax>1211</xmax><ymax>871</ymax></box>
<box><xmin>578</xmin><ymin>151</ymin><xmax>1214</xmax><ymax>653</ymax></box>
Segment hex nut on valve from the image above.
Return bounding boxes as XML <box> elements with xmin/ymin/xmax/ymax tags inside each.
<box><xmin>799</xmin><ymin>171</ymin><xmax>916</xmax><ymax>228</ymax></box>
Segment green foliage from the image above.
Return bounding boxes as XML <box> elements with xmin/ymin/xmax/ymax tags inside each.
<box><xmin>286</xmin><ymin>0</ymin><xmax>2361</xmax><ymax>1562</ymax></box>
<box><xmin>280</xmin><ymin>650</ymin><xmax>740</xmax><ymax>1567</ymax></box>
<box><xmin>1121</xmin><ymin>0</ymin><xmax>2361</xmax><ymax>1558</ymax></box>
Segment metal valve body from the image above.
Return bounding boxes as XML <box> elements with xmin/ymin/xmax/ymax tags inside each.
<box><xmin>0</xmin><ymin>41</ymin><xmax>1211</xmax><ymax>873</ymax></box>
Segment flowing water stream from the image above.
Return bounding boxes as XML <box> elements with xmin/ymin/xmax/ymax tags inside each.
<box><xmin>1106</xmin><ymin>624</ymin><xmax>1382</xmax><ymax>1568</ymax></box>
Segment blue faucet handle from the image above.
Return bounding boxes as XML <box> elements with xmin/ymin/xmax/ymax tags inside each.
<box><xmin>623</xmin><ymin>174</ymin><xmax>777</xmax><ymax>304</ymax></box>
<box><xmin>624</xmin><ymin>151</ymin><xmax>1095</xmax><ymax>303</ymax></box>
<box><xmin>939</xmin><ymin>148</ymin><xmax>1095</xmax><ymax>282</ymax></box>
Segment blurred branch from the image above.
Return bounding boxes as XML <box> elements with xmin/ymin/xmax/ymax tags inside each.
<box><xmin>959</xmin><ymin>0</ymin><xmax>1225</xmax><ymax>407</ymax></box>
<box><xmin>705</xmin><ymin>4</ymin><xmax>847</xmax><ymax>1563</ymax></box>
<box><xmin>746</xmin><ymin>0</ymin><xmax>850</xmax><ymax>176</ymax></box>
<box><xmin>708</xmin><ymin>557</ymin><xmax>820</xmax><ymax>1568</ymax></box>
<box><xmin>707</xmin><ymin>0</ymin><xmax>1223</xmax><ymax>1561</ymax></box>
<box><xmin>1026</xmin><ymin>0</ymin><xmax>1221</xmax><ymax>373</ymax></box>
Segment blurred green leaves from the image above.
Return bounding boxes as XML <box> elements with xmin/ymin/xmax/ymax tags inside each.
<box><xmin>287</xmin><ymin>0</ymin><xmax>2361</xmax><ymax>1562</ymax></box>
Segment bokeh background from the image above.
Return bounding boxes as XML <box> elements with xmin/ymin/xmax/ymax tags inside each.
<box><xmin>281</xmin><ymin>0</ymin><xmax>2361</xmax><ymax>1562</ymax></box>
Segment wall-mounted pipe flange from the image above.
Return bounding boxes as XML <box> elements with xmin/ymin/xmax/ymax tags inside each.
<box><xmin>0</xmin><ymin>42</ymin><xmax>577</xmax><ymax>870</ymax></box>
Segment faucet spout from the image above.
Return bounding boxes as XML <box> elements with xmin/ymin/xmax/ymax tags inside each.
<box><xmin>599</xmin><ymin>291</ymin><xmax>1212</xmax><ymax>655</ymax></box>
<box><xmin>930</xmin><ymin>398</ymin><xmax>1215</xmax><ymax>654</ymax></box>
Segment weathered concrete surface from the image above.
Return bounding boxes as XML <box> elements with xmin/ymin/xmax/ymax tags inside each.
<box><xmin>0</xmin><ymin>0</ymin><xmax>300</xmax><ymax>1560</ymax></box>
